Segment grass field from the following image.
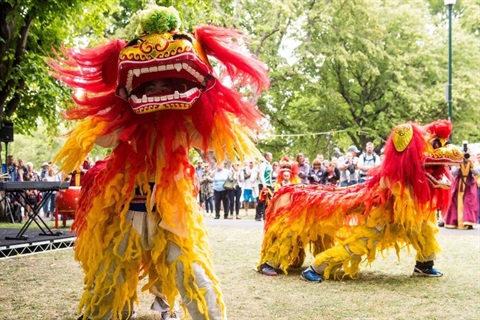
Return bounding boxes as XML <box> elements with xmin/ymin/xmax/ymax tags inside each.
<box><xmin>0</xmin><ymin>218</ymin><xmax>479</xmax><ymax>320</ymax></box>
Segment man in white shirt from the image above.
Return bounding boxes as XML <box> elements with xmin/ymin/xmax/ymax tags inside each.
<box><xmin>357</xmin><ymin>142</ymin><xmax>382</xmax><ymax>183</ymax></box>
<box><xmin>242</xmin><ymin>160</ymin><xmax>258</xmax><ymax>215</ymax></box>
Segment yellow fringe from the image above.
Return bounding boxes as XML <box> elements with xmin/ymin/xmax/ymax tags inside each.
<box><xmin>260</xmin><ymin>181</ymin><xmax>441</xmax><ymax>279</ymax></box>
<box><xmin>74</xmin><ymin>145</ymin><xmax>225</xmax><ymax>319</ymax></box>
<box><xmin>313</xmin><ymin>182</ymin><xmax>441</xmax><ymax>279</ymax></box>
<box><xmin>54</xmin><ymin>118</ymin><xmax>109</xmax><ymax>173</ymax></box>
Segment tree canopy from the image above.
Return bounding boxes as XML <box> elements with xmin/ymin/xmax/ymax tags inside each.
<box><xmin>1</xmin><ymin>0</ymin><xmax>478</xmax><ymax>162</ymax></box>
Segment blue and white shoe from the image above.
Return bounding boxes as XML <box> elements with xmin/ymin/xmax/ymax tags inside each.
<box><xmin>413</xmin><ymin>267</ymin><xmax>443</xmax><ymax>277</ymax></box>
<box><xmin>300</xmin><ymin>266</ymin><xmax>323</xmax><ymax>282</ymax></box>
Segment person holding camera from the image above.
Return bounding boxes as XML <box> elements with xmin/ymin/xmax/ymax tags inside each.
<box><xmin>338</xmin><ymin>146</ymin><xmax>360</xmax><ymax>187</ymax></box>
<box><xmin>444</xmin><ymin>143</ymin><xmax>479</xmax><ymax>229</ymax></box>
<box><xmin>296</xmin><ymin>153</ymin><xmax>310</xmax><ymax>185</ymax></box>
<box><xmin>321</xmin><ymin>161</ymin><xmax>341</xmax><ymax>186</ymax></box>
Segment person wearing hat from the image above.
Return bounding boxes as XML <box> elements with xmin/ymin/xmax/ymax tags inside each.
<box><xmin>40</xmin><ymin>162</ymin><xmax>50</xmax><ymax>181</ymax></box>
<box><xmin>337</xmin><ymin>145</ymin><xmax>360</xmax><ymax>187</ymax></box>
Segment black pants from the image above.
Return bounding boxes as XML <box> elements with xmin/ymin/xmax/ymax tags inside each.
<box><xmin>214</xmin><ymin>190</ymin><xmax>229</xmax><ymax>219</ymax></box>
<box><xmin>227</xmin><ymin>186</ymin><xmax>242</xmax><ymax>216</ymax></box>
<box><xmin>415</xmin><ymin>260</ymin><xmax>434</xmax><ymax>269</ymax></box>
<box><xmin>255</xmin><ymin>184</ymin><xmax>273</xmax><ymax>221</ymax></box>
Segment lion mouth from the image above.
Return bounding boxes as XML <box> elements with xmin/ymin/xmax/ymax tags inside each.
<box><xmin>116</xmin><ymin>52</ymin><xmax>214</xmax><ymax>113</ymax></box>
<box><xmin>423</xmin><ymin>144</ymin><xmax>463</xmax><ymax>188</ymax></box>
<box><xmin>425</xmin><ymin>169</ymin><xmax>452</xmax><ymax>189</ymax></box>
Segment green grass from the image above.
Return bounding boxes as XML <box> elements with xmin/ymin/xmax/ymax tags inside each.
<box><xmin>0</xmin><ymin>223</ymin><xmax>479</xmax><ymax>319</ymax></box>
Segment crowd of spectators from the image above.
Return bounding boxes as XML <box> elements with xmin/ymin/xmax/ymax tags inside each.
<box><xmin>195</xmin><ymin>142</ymin><xmax>384</xmax><ymax>221</ymax></box>
<box><xmin>1</xmin><ymin>154</ymin><xmax>91</xmax><ymax>223</ymax></box>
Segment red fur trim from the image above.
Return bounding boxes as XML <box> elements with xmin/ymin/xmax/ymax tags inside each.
<box><xmin>382</xmin><ymin>122</ymin><xmax>431</xmax><ymax>205</ymax></box>
<box><xmin>424</xmin><ymin>119</ymin><xmax>452</xmax><ymax>140</ymax></box>
<box><xmin>194</xmin><ymin>25</ymin><xmax>270</xmax><ymax>95</ymax></box>
<box><xmin>72</xmin><ymin>159</ymin><xmax>108</xmax><ymax>234</ymax></box>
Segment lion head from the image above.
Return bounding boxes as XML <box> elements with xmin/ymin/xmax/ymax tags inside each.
<box><xmin>380</xmin><ymin>119</ymin><xmax>463</xmax><ymax>211</ymax></box>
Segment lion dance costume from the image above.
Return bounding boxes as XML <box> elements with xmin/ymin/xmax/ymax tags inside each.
<box><xmin>258</xmin><ymin>120</ymin><xmax>463</xmax><ymax>281</ymax></box>
<box><xmin>50</xmin><ymin>6</ymin><xmax>268</xmax><ymax>319</ymax></box>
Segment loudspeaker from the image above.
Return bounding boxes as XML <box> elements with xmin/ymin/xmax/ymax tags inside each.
<box><xmin>0</xmin><ymin>120</ymin><xmax>14</xmax><ymax>143</ymax></box>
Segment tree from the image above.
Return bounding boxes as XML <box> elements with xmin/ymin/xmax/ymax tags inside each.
<box><xmin>240</xmin><ymin>0</ymin><xmax>479</xmax><ymax>157</ymax></box>
<box><xmin>0</xmin><ymin>0</ymin><xmax>120</xmax><ymax>134</ymax></box>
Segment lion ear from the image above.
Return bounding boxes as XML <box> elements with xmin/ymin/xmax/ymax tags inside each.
<box><xmin>102</xmin><ymin>41</ymin><xmax>125</xmax><ymax>86</ymax></box>
<box><xmin>392</xmin><ymin>124</ymin><xmax>413</xmax><ymax>152</ymax></box>
<box><xmin>102</xmin><ymin>54</ymin><xmax>117</xmax><ymax>86</ymax></box>
<box><xmin>194</xmin><ymin>25</ymin><xmax>269</xmax><ymax>95</ymax></box>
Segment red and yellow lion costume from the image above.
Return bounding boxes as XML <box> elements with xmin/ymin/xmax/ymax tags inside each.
<box><xmin>258</xmin><ymin>120</ymin><xmax>463</xmax><ymax>279</ymax></box>
<box><xmin>50</xmin><ymin>6</ymin><xmax>268</xmax><ymax>320</ymax></box>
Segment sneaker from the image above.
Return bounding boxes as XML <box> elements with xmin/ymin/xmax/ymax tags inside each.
<box><xmin>413</xmin><ymin>267</ymin><xmax>443</xmax><ymax>277</ymax></box>
<box><xmin>300</xmin><ymin>266</ymin><xmax>323</xmax><ymax>282</ymax></box>
<box><xmin>259</xmin><ymin>263</ymin><xmax>278</xmax><ymax>276</ymax></box>
<box><xmin>236</xmin><ymin>216</ymin><xmax>241</xmax><ymax>220</ymax></box>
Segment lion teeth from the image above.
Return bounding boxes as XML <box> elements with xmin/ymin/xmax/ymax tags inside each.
<box><xmin>126</xmin><ymin>62</ymin><xmax>206</xmax><ymax>95</ymax></box>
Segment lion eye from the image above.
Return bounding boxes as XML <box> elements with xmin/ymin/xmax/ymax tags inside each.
<box><xmin>126</xmin><ymin>38</ymin><xmax>143</xmax><ymax>47</ymax></box>
<box><xmin>172</xmin><ymin>33</ymin><xmax>193</xmax><ymax>43</ymax></box>
<box><xmin>430</xmin><ymin>138</ymin><xmax>441</xmax><ymax>150</ymax></box>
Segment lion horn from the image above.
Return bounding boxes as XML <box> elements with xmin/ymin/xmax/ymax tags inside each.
<box><xmin>424</xmin><ymin>119</ymin><xmax>452</xmax><ymax>141</ymax></box>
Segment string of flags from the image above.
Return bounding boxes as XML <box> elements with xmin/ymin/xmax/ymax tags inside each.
<box><xmin>263</xmin><ymin>128</ymin><xmax>374</xmax><ymax>139</ymax></box>
<box><xmin>264</xmin><ymin>129</ymin><xmax>347</xmax><ymax>138</ymax></box>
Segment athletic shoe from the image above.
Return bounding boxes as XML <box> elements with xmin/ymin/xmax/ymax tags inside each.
<box><xmin>300</xmin><ymin>266</ymin><xmax>323</xmax><ymax>282</ymax></box>
<box><xmin>413</xmin><ymin>267</ymin><xmax>443</xmax><ymax>277</ymax></box>
<box><xmin>259</xmin><ymin>263</ymin><xmax>278</xmax><ymax>276</ymax></box>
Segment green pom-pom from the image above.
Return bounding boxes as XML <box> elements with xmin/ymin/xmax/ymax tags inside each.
<box><xmin>140</xmin><ymin>6</ymin><xmax>180</xmax><ymax>34</ymax></box>
<box><xmin>123</xmin><ymin>5</ymin><xmax>181</xmax><ymax>39</ymax></box>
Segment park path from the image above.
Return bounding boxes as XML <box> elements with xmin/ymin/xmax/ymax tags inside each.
<box><xmin>204</xmin><ymin>217</ymin><xmax>480</xmax><ymax>237</ymax></box>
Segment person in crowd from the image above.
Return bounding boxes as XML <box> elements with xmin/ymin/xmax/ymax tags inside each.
<box><xmin>308</xmin><ymin>158</ymin><xmax>324</xmax><ymax>184</ymax></box>
<box><xmin>40</xmin><ymin>162</ymin><xmax>49</xmax><ymax>181</ymax></box>
<box><xmin>321</xmin><ymin>161</ymin><xmax>341</xmax><ymax>186</ymax></box>
<box><xmin>274</xmin><ymin>156</ymin><xmax>299</xmax><ymax>191</ymax></box>
<box><xmin>16</xmin><ymin>158</ymin><xmax>27</xmax><ymax>181</ymax></box>
<box><xmin>69</xmin><ymin>157</ymin><xmax>91</xmax><ymax>187</ymax></box>
<box><xmin>475</xmin><ymin>153</ymin><xmax>480</xmax><ymax>223</ymax></box>
<box><xmin>1</xmin><ymin>155</ymin><xmax>21</xmax><ymax>222</ymax></box>
<box><xmin>227</xmin><ymin>161</ymin><xmax>244</xmax><ymax>219</ymax></box>
<box><xmin>296</xmin><ymin>153</ymin><xmax>310</xmax><ymax>184</ymax></box>
<box><xmin>444</xmin><ymin>149</ymin><xmax>479</xmax><ymax>229</ymax></box>
<box><xmin>331</xmin><ymin>157</ymin><xmax>338</xmax><ymax>168</ymax></box>
<box><xmin>195</xmin><ymin>158</ymin><xmax>205</xmax><ymax>205</ymax></box>
<box><xmin>212</xmin><ymin>162</ymin><xmax>230</xmax><ymax>220</ymax></box>
<box><xmin>23</xmin><ymin>162</ymin><xmax>40</xmax><ymax>182</ymax></box>
<box><xmin>242</xmin><ymin>160</ymin><xmax>258</xmax><ymax>216</ymax></box>
<box><xmin>256</xmin><ymin>152</ymin><xmax>273</xmax><ymax>221</ymax></box>
<box><xmin>42</xmin><ymin>166</ymin><xmax>61</xmax><ymax>219</ymax></box>
<box><xmin>4</xmin><ymin>155</ymin><xmax>18</xmax><ymax>181</ymax></box>
<box><xmin>338</xmin><ymin>146</ymin><xmax>360</xmax><ymax>187</ymax></box>
<box><xmin>277</xmin><ymin>170</ymin><xmax>292</xmax><ymax>189</ymax></box>
<box><xmin>271</xmin><ymin>161</ymin><xmax>279</xmax><ymax>185</ymax></box>
<box><xmin>199</xmin><ymin>164</ymin><xmax>214</xmax><ymax>216</ymax></box>
<box><xmin>23</xmin><ymin>168</ymin><xmax>40</xmax><ymax>221</ymax></box>
<box><xmin>357</xmin><ymin>142</ymin><xmax>382</xmax><ymax>183</ymax></box>
<box><xmin>315</xmin><ymin>154</ymin><xmax>326</xmax><ymax>171</ymax></box>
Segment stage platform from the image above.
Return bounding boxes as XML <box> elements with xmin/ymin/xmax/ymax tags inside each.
<box><xmin>0</xmin><ymin>227</ymin><xmax>76</xmax><ymax>259</ymax></box>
